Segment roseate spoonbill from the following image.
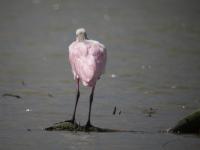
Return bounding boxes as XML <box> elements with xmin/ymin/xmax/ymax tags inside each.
<box><xmin>68</xmin><ymin>28</ymin><xmax>107</xmax><ymax>127</ymax></box>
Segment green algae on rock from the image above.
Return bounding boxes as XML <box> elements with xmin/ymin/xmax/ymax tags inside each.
<box><xmin>45</xmin><ymin>121</ymin><xmax>123</xmax><ymax>132</ymax></box>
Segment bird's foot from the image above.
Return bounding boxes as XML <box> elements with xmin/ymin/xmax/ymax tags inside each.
<box><xmin>84</xmin><ymin>121</ymin><xmax>94</xmax><ymax>129</ymax></box>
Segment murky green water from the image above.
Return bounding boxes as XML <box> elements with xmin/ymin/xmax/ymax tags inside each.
<box><xmin>1</xmin><ymin>0</ymin><xmax>200</xmax><ymax>149</ymax></box>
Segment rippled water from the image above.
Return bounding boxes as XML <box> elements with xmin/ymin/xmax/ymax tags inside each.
<box><xmin>1</xmin><ymin>0</ymin><xmax>200</xmax><ymax>149</ymax></box>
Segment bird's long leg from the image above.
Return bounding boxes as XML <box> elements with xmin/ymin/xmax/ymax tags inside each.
<box><xmin>68</xmin><ymin>79</ymin><xmax>80</xmax><ymax>124</ymax></box>
<box><xmin>86</xmin><ymin>85</ymin><xmax>96</xmax><ymax>127</ymax></box>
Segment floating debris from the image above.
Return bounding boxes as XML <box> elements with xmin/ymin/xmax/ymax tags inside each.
<box><xmin>143</xmin><ymin>107</ymin><xmax>157</xmax><ymax>117</ymax></box>
<box><xmin>26</xmin><ymin>108</ymin><xmax>32</xmax><ymax>112</ymax></box>
<box><xmin>27</xmin><ymin>129</ymin><xmax>32</xmax><ymax>132</ymax></box>
<box><xmin>48</xmin><ymin>93</ymin><xmax>53</xmax><ymax>98</ymax></box>
<box><xmin>110</xmin><ymin>74</ymin><xmax>117</xmax><ymax>78</ymax></box>
<box><xmin>112</xmin><ymin>106</ymin><xmax>116</xmax><ymax>115</ymax></box>
<box><xmin>112</xmin><ymin>106</ymin><xmax>122</xmax><ymax>115</ymax></box>
<box><xmin>141</xmin><ymin>65</ymin><xmax>152</xmax><ymax>70</ymax></box>
<box><xmin>2</xmin><ymin>93</ymin><xmax>22</xmax><ymax>99</ymax></box>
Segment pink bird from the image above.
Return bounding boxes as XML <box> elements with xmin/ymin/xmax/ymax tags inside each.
<box><xmin>68</xmin><ymin>28</ymin><xmax>107</xmax><ymax>127</ymax></box>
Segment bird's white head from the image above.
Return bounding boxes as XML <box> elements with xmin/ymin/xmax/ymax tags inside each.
<box><xmin>76</xmin><ymin>28</ymin><xmax>88</xmax><ymax>42</ymax></box>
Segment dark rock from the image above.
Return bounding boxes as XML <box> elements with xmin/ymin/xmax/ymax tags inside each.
<box><xmin>169</xmin><ymin>109</ymin><xmax>200</xmax><ymax>134</ymax></box>
<box><xmin>45</xmin><ymin>121</ymin><xmax>133</xmax><ymax>132</ymax></box>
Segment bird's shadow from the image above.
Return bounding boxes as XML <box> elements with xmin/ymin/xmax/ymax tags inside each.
<box><xmin>45</xmin><ymin>121</ymin><xmax>140</xmax><ymax>133</ymax></box>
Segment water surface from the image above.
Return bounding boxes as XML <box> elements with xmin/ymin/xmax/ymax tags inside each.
<box><xmin>0</xmin><ymin>0</ymin><xmax>200</xmax><ymax>149</ymax></box>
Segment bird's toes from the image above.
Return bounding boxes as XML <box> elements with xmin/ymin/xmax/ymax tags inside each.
<box><xmin>84</xmin><ymin>122</ymin><xmax>94</xmax><ymax>129</ymax></box>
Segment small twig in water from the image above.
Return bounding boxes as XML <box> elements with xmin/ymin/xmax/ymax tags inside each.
<box><xmin>2</xmin><ymin>93</ymin><xmax>22</xmax><ymax>99</ymax></box>
<box><xmin>112</xmin><ymin>106</ymin><xmax>116</xmax><ymax>115</ymax></box>
<box><xmin>48</xmin><ymin>93</ymin><xmax>53</xmax><ymax>97</ymax></box>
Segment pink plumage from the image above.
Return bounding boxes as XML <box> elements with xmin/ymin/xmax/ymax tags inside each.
<box><xmin>67</xmin><ymin>28</ymin><xmax>107</xmax><ymax>127</ymax></box>
<box><xmin>69</xmin><ymin>30</ymin><xmax>107</xmax><ymax>87</ymax></box>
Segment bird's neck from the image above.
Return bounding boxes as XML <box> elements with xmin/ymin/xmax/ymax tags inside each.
<box><xmin>76</xmin><ymin>34</ymin><xmax>88</xmax><ymax>42</ymax></box>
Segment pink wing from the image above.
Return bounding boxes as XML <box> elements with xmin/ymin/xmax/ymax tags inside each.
<box><xmin>69</xmin><ymin>40</ymin><xmax>106</xmax><ymax>87</ymax></box>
